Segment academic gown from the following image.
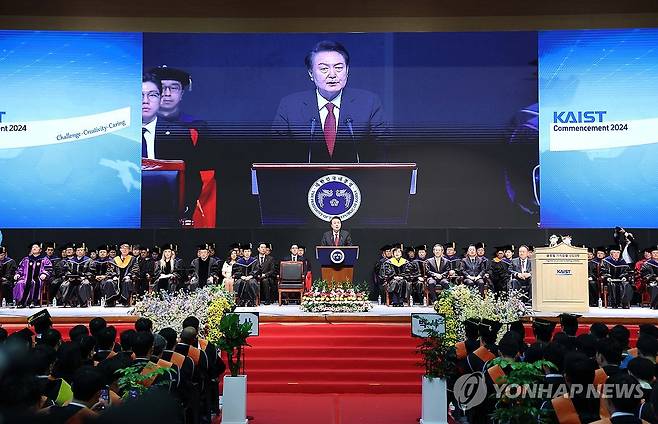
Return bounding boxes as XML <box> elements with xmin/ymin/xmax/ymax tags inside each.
<box><xmin>601</xmin><ymin>256</ymin><xmax>632</xmax><ymax>307</ymax></box>
<box><xmin>59</xmin><ymin>256</ymin><xmax>93</xmax><ymax>306</ymax></box>
<box><xmin>13</xmin><ymin>254</ymin><xmax>52</xmax><ymax>306</ymax></box>
<box><xmin>105</xmin><ymin>255</ymin><xmax>139</xmax><ymax>304</ymax></box>
<box><xmin>640</xmin><ymin>259</ymin><xmax>658</xmax><ymax>309</ymax></box>
<box><xmin>89</xmin><ymin>257</ymin><xmax>117</xmax><ymax>303</ymax></box>
<box><xmin>233</xmin><ymin>257</ymin><xmax>259</xmax><ymax>305</ymax></box>
<box><xmin>0</xmin><ymin>256</ymin><xmax>17</xmax><ymax>304</ymax></box>
<box><xmin>381</xmin><ymin>257</ymin><xmax>413</xmax><ymax>305</ymax></box>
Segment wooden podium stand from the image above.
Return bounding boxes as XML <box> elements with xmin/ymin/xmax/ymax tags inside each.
<box><xmin>316</xmin><ymin>246</ymin><xmax>359</xmax><ymax>285</ymax></box>
<box><xmin>531</xmin><ymin>243</ymin><xmax>589</xmax><ymax>313</ymax></box>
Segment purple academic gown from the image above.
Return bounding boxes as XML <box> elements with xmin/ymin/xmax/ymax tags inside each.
<box><xmin>14</xmin><ymin>254</ymin><xmax>53</xmax><ymax>305</ymax></box>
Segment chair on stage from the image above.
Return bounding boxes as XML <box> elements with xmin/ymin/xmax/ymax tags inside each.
<box><xmin>278</xmin><ymin>261</ymin><xmax>305</xmax><ymax>306</ymax></box>
<box><xmin>40</xmin><ymin>281</ymin><xmax>50</xmax><ymax>306</ymax></box>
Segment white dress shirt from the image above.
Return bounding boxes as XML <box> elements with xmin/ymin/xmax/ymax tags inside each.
<box><xmin>316</xmin><ymin>90</ymin><xmax>342</xmax><ymax>131</ymax></box>
<box><xmin>142</xmin><ymin>117</ymin><xmax>157</xmax><ymax>159</ymax></box>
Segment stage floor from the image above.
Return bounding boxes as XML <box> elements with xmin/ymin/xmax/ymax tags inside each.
<box><xmin>0</xmin><ymin>303</ymin><xmax>656</xmax><ymax>324</ymax></box>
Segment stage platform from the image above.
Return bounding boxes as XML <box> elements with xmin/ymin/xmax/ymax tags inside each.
<box><xmin>0</xmin><ymin>303</ymin><xmax>656</xmax><ymax>325</ymax></box>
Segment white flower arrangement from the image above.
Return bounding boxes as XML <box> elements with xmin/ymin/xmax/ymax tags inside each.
<box><xmin>131</xmin><ymin>285</ymin><xmax>235</xmax><ymax>337</ymax></box>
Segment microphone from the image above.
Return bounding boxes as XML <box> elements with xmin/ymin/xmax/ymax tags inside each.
<box><xmin>345</xmin><ymin>117</ymin><xmax>359</xmax><ymax>163</ymax></box>
<box><xmin>309</xmin><ymin>117</ymin><xmax>317</xmax><ymax>163</ymax></box>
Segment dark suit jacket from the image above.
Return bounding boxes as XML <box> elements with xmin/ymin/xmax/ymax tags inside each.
<box><xmin>272</xmin><ymin>88</ymin><xmax>386</xmax><ymax>162</ymax></box>
<box><xmin>461</xmin><ymin>256</ymin><xmax>487</xmax><ymax>278</ymax></box>
<box><xmin>154</xmin><ymin>118</ymin><xmax>203</xmax><ymax>217</ymax></box>
<box><xmin>321</xmin><ymin>230</ymin><xmax>352</xmax><ymax>246</ymax></box>
<box><xmin>510</xmin><ymin>257</ymin><xmax>532</xmax><ymax>280</ymax></box>
<box><xmin>426</xmin><ymin>256</ymin><xmax>450</xmax><ymax>277</ymax></box>
<box><xmin>256</xmin><ymin>255</ymin><xmax>276</xmax><ymax>280</ymax></box>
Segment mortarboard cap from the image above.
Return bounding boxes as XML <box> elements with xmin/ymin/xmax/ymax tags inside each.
<box><xmin>444</xmin><ymin>242</ymin><xmax>456</xmax><ymax>250</ymax></box>
<box><xmin>391</xmin><ymin>243</ymin><xmax>403</xmax><ymax>250</ymax></box>
<box><xmin>97</xmin><ymin>244</ymin><xmax>110</xmax><ymax>252</ymax></box>
<box><xmin>380</xmin><ymin>244</ymin><xmax>392</xmax><ymax>252</ymax></box>
<box><xmin>508</xmin><ymin>320</ymin><xmax>526</xmax><ymax>340</ymax></box>
<box><xmin>241</xmin><ymin>243</ymin><xmax>253</xmax><ymax>250</ymax></box>
<box><xmin>586</xmin><ymin>246</ymin><xmax>595</xmax><ymax>254</ymax></box>
<box><xmin>197</xmin><ymin>243</ymin><xmax>210</xmax><ymax>251</ymax></box>
<box><xmin>405</xmin><ymin>245</ymin><xmax>416</xmax><ymax>253</ymax></box>
<box><xmin>28</xmin><ymin>309</ymin><xmax>51</xmax><ymax>327</ymax></box>
<box><xmin>266</xmin><ymin>243</ymin><xmax>273</xmax><ymax>250</ymax></box>
<box><xmin>28</xmin><ymin>242</ymin><xmax>43</xmax><ymax>250</ymax></box>
<box><xmin>151</xmin><ymin>246</ymin><xmax>162</xmax><ymax>255</ymax></box>
<box><xmin>71</xmin><ymin>242</ymin><xmax>86</xmax><ymax>250</ymax></box>
<box><xmin>161</xmin><ymin>243</ymin><xmax>178</xmax><ymax>252</ymax></box>
<box><xmin>650</xmin><ymin>245</ymin><xmax>658</xmax><ymax>253</ymax></box>
<box><xmin>493</xmin><ymin>245</ymin><xmax>506</xmax><ymax>253</ymax></box>
<box><xmin>475</xmin><ymin>242</ymin><xmax>486</xmax><ymax>250</ymax></box>
<box><xmin>595</xmin><ymin>246</ymin><xmax>607</xmax><ymax>253</ymax></box>
<box><xmin>44</xmin><ymin>242</ymin><xmax>57</xmax><ymax>249</ymax></box>
<box><xmin>148</xmin><ymin>65</ymin><xmax>192</xmax><ymax>90</ymax></box>
<box><xmin>415</xmin><ymin>245</ymin><xmax>427</xmax><ymax>252</ymax></box>
<box><xmin>558</xmin><ymin>313</ymin><xmax>581</xmax><ymax>336</ymax></box>
<box><xmin>607</xmin><ymin>245</ymin><xmax>621</xmax><ymax>252</ymax></box>
<box><xmin>479</xmin><ymin>318</ymin><xmax>502</xmax><ymax>339</ymax></box>
<box><xmin>0</xmin><ymin>246</ymin><xmax>6</xmax><ymax>254</ymax></box>
<box><xmin>463</xmin><ymin>318</ymin><xmax>480</xmax><ymax>338</ymax></box>
<box><xmin>229</xmin><ymin>243</ymin><xmax>240</xmax><ymax>250</ymax></box>
<box><xmin>639</xmin><ymin>324</ymin><xmax>658</xmax><ymax>339</ymax></box>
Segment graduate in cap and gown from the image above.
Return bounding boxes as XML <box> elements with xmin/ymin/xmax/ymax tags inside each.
<box><xmin>154</xmin><ymin>243</ymin><xmax>185</xmax><ymax>293</ymax></box>
<box><xmin>233</xmin><ymin>243</ymin><xmax>260</xmax><ymax>306</ymax></box>
<box><xmin>409</xmin><ymin>245</ymin><xmax>429</xmax><ymax>305</ymax></box>
<box><xmin>59</xmin><ymin>242</ymin><xmax>93</xmax><ymax>307</ymax></box>
<box><xmin>444</xmin><ymin>242</ymin><xmax>463</xmax><ymax>285</ymax></box>
<box><xmin>372</xmin><ymin>244</ymin><xmax>392</xmax><ymax>302</ymax></box>
<box><xmin>89</xmin><ymin>245</ymin><xmax>117</xmax><ymax>305</ymax></box>
<box><xmin>0</xmin><ymin>246</ymin><xmax>17</xmax><ymax>305</ymax></box>
<box><xmin>189</xmin><ymin>243</ymin><xmax>221</xmax><ymax>291</ymax></box>
<box><xmin>105</xmin><ymin>243</ymin><xmax>139</xmax><ymax>306</ymax></box>
<box><xmin>489</xmin><ymin>245</ymin><xmax>512</xmax><ymax>294</ymax></box>
<box><xmin>380</xmin><ymin>245</ymin><xmax>413</xmax><ymax>306</ymax></box>
<box><xmin>601</xmin><ymin>245</ymin><xmax>632</xmax><ymax>308</ymax></box>
<box><xmin>640</xmin><ymin>245</ymin><xmax>658</xmax><ymax>309</ymax></box>
<box><xmin>14</xmin><ymin>242</ymin><xmax>52</xmax><ymax>307</ymax></box>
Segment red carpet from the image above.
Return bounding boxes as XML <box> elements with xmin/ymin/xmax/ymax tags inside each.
<box><xmin>242</xmin><ymin>323</ymin><xmax>423</xmax><ymax>394</ymax></box>
<box><xmin>243</xmin><ymin>393</ymin><xmax>421</xmax><ymax>424</ymax></box>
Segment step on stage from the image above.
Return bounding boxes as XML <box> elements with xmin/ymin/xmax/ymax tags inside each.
<box><xmin>0</xmin><ymin>303</ymin><xmax>657</xmax><ymax>325</ymax></box>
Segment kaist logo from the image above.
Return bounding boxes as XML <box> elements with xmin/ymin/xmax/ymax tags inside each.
<box><xmin>553</xmin><ymin>111</ymin><xmax>607</xmax><ymax>124</ymax></box>
<box><xmin>556</xmin><ymin>269</ymin><xmax>572</xmax><ymax>276</ymax></box>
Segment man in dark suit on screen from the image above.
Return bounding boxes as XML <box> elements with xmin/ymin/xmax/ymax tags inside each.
<box><xmin>321</xmin><ymin>216</ymin><xmax>352</xmax><ymax>246</ymax></box>
<box><xmin>141</xmin><ymin>73</ymin><xmax>202</xmax><ymax>226</ymax></box>
<box><xmin>272</xmin><ymin>40</ymin><xmax>386</xmax><ymax>163</ymax></box>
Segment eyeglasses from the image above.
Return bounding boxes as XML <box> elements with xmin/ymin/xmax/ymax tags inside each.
<box><xmin>162</xmin><ymin>85</ymin><xmax>182</xmax><ymax>93</ymax></box>
<box><xmin>142</xmin><ymin>91</ymin><xmax>161</xmax><ymax>100</ymax></box>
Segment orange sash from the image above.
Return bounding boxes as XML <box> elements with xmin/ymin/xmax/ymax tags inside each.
<box><xmin>167</xmin><ymin>351</ymin><xmax>186</xmax><ymax>369</ymax></box>
<box><xmin>593</xmin><ymin>368</ymin><xmax>607</xmax><ymax>386</ymax></box>
<box><xmin>187</xmin><ymin>346</ymin><xmax>201</xmax><ymax>366</ymax></box>
<box><xmin>551</xmin><ymin>396</ymin><xmax>581</xmax><ymax>424</ymax></box>
<box><xmin>487</xmin><ymin>365</ymin><xmax>506</xmax><ymax>385</ymax></box>
<box><xmin>199</xmin><ymin>338</ymin><xmax>208</xmax><ymax>351</ymax></box>
<box><xmin>473</xmin><ymin>346</ymin><xmax>496</xmax><ymax>363</ymax></box>
<box><xmin>455</xmin><ymin>342</ymin><xmax>467</xmax><ymax>360</ymax></box>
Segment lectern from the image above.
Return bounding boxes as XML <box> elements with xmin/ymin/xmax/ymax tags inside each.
<box><xmin>316</xmin><ymin>246</ymin><xmax>359</xmax><ymax>284</ymax></box>
<box><xmin>141</xmin><ymin>158</ymin><xmax>185</xmax><ymax>228</ymax></box>
<box><xmin>531</xmin><ymin>243</ymin><xmax>589</xmax><ymax>312</ymax></box>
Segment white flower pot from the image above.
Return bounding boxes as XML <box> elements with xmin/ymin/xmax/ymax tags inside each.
<box><xmin>421</xmin><ymin>376</ymin><xmax>448</xmax><ymax>424</ymax></box>
<box><xmin>222</xmin><ymin>375</ymin><xmax>248</xmax><ymax>424</ymax></box>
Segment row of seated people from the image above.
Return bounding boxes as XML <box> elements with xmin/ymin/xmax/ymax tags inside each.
<box><xmin>0</xmin><ymin>241</ymin><xmax>311</xmax><ymax>308</ymax></box>
<box><xmin>372</xmin><ymin>242</ymin><xmax>658</xmax><ymax>308</ymax></box>
<box><xmin>453</xmin><ymin>314</ymin><xmax>658</xmax><ymax>424</ymax></box>
<box><xmin>0</xmin><ymin>311</ymin><xmax>223</xmax><ymax>424</ymax></box>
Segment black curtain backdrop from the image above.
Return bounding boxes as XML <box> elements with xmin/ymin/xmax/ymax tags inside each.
<box><xmin>3</xmin><ymin>227</ymin><xmax>656</xmax><ymax>300</ymax></box>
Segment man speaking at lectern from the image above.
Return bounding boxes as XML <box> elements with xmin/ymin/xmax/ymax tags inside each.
<box><xmin>272</xmin><ymin>40</ymin><xmax>386</xmax><ymax>163</ymax></box>
<box><xmin>321</xmin><ymin>216</ymin><xmax>352</xmax><ymax>246</ymax></box>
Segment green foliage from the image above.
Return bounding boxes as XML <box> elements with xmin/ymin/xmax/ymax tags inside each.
<box><xmin>217</xmin><ymin>313</ymin><xmax>253</xmax><ymax>377</ymax></box>
<box><xmin>116</xmin><ymin>364</ymin><xmax>169</xmax><ymax>399</ymax></box>
<box><xmin>416</xmin><ymin>317</ymin><xmax>457</xmax><ymax>379</ymax></box>
<box><xmin>488</xmin><ymin>358</ymin><xmax>556</xmax><ymax>424</ymax></box>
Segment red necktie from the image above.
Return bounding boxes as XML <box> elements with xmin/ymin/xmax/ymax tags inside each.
<box><xmin>334</xmin><ymin>232</ymin><xmax>339</xmax><ymax>246</ymax></box>
<box><xmin>324</xmin><ymin>103</ymin><xmax>336</xmax><ymax>157</ymax></box>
